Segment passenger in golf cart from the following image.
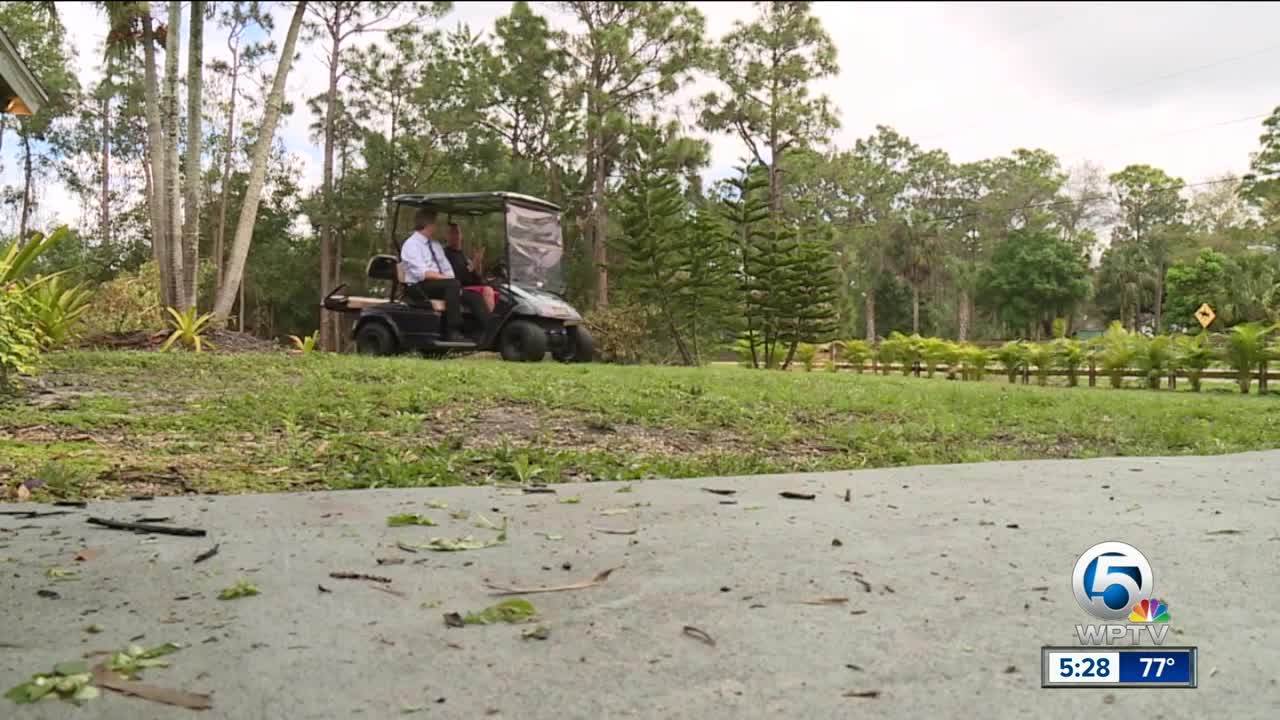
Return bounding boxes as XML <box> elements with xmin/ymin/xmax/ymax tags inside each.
<box><xmin>399</xmin><ymin>208</ymin><xmax>489</xmax><ymax>342</ymax></box>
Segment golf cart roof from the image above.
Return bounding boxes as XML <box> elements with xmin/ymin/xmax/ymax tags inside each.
<box><xmin>392</xmin><ymin>192</ymin><xmax>560</xmax><ymax>216</ymax></box>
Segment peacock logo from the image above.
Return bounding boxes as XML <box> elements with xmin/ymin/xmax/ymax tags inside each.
<box><xmin>1129</xmin><ymin>598</ymin><xmax>1170</xmax><ymax>623</ymax></box>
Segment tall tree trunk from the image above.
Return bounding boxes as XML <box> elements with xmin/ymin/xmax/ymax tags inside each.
<box><xmin>957</xmin><ymin>288</ymin><xmax>971</xmax><ymax>341</ymax></box>
<box><xmin>864</xmin><ymin>287</ymin><xmax>877</xmax><ymax>341</ymax></box>
<box><xmin>211</xmin><ymin>0</ymin><xmax>307</xmax><ymax>321</ymax></box>
<box><xmin>140</xmin><ymin>5</ymin><xmax>172</xmax><ymax>307</ymax></box>
<box><xmin>100</xmin><ymin>95</ymin><xmax>111</xmax><ymax>247</ymax></box>
<box><xmin>18</xmin><ymin>132</ymin><xmax>32</xmax><ymax>242</ymax></box>
<box><xmin>214</xmin><ymin>46</ymin><xmax>240</xmax><ymax>300</ymax></box>
<box><xmin>318</xmin><ymin>30</ymin><xmax>340</xmax><ymax>351</ymax></box>
<box><xmin>591</xmin><ymin>126</ymin><xmax>608</xmax><ymax>308</ymax></box>
<box><xmin>911</xmin><ymin>283</ymin><xmax>920</xmax><ymax>334</ymax></box>
<box><xmin>181</xmin><ymin>0</ymin><xmax>204</xmax><ymax>309</ymax></box>
<box><xmin>163</xmin><ymin>1</ymin><xmax>185</xmax><ymax>309</ymax></box>
<box><xmin>1153</xmin><ymin>261</ymin><xmax>1165</xmax><ymax>333</ymax></box>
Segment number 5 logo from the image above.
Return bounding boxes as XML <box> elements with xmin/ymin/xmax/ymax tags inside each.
<box><xmin>1072</xmin><ymin>541</ymin><xmax>1154</xmax><ymax>621</ymax></box>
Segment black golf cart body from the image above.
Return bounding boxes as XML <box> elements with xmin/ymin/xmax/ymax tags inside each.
<box><xmin>321</xmin><ymin>192</ymin><xmax>592</xmax><ymax>362</ymax></box>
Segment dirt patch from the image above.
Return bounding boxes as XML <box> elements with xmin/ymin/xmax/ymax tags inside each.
<box><xmin>430</xmin><ymin>402</ymin><xmax>812</xmax><ymax>460</ymax></box>
<box><xmin>77</xmin><ymin>330</ymin><xmax>285</xmax><ymax>354</ymax></box>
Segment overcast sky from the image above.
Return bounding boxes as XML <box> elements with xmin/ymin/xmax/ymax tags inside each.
<box><xmin>7</xmin><ymin>0</ymin><xmax>1279</xmax><ymax>233</ymax></box>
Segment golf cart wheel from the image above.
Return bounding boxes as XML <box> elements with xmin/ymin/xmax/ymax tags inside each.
<box><xmin>500</xmin><ymin>319</ymin><xmax>547</xmax><ymax>362</ymax></box>
<box><xmin>555</xmin><ymin>325</ymin><xmax>594</xmax><ymax>363</ymax></box>
<box><xmin>355</xmin><ymin>322</ymin><xmax>396</xmax><ymax>356</ymax></box>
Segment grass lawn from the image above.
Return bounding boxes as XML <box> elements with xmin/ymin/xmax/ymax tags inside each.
<box><xmin>3</xmin><ymin>350</ymin><xmax>1279</xmax><ymax>500</ymax></box>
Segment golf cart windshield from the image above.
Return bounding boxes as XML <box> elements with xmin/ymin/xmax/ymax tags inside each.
<box><xmin>391</xmin><ymin>192</ymin><xmax>565</xmax><ymax>294</ymax></box>
<box><xmin>506</xmin><ymin>203</ymin><xmax>564</xmax><ymax>293</ymax></box>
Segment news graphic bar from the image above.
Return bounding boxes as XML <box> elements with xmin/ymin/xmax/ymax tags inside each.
<box><xmin>1041</xmin><ymin>646</ymin><xmax>1198</xmax><ymax>688</ymax></box>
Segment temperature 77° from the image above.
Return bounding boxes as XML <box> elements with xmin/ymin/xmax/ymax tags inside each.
<box><xmin>1139</xmin><ymin>657</ymin><xmax>1174</xmax><ymax>678</ymax></box>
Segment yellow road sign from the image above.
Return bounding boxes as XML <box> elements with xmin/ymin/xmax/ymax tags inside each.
<box><xmin>1195</xmin><ymin>303</ymin><xmax>1216</xmax><ymax>328</ymax></box>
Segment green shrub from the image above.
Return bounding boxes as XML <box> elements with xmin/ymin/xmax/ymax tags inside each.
<box><xmin>1053</xmin><ymin>339</ymin><xmax>1085</xmax><ymax>387</ymax></box>
<box><xmin>794</xmin><ymin>343</ymin><xmax>818</xmax><ymax>372</ymax></box>
<box><xmin>878</xmin><ymin>333</ymin><xmax>911</xmax><ymax>375</ymax></box>
<box><xmin>27</xmin><ymin>276</ymin><xmax>93</xmax><ymax>349</ymax></box>
<box><xmin>81</xmin><ymin>261</ymin><xmax>162</xmax><ymax>337</ymax></box>
<box><xmin>585</xmin><ymin>303</ymin><xmax>659</xmax><ymax>365</ymax></box>
<box><xmin>1176</xmin><ymin>333</ymin><xmax>1215</xmax><ymax>392</ymax></box>
<box><xmin>1025</xmin><ymin>343</ymin><xmax>1055</xmax><ymax>386</ymax></box>
<box><xmin>1099</xmin><ymin>322</ymin><xmax>1136</xmax><ymax>388</ymax></box>
<box><xmin>921</xmin><ymin>337</ymin><xmax>959</xmax><ymax>378</ymax></box>
<box><xmin>1136</xmin><ymin>335</ymin><xmax>1176</xmax><ymax>390</ymax></box>
<box><xmin>1222</xmin><ymin>322</ymin><xmax>1274</xmax><ymax>394</ymax></box>
<box><xmin>839</xmin><ymin>339</ymin><xmax>872</xmax><ymax>373</ymax></box>
<box><xmin>994</xmin><ymin>341</ymin><xmax>1027</xmax><ymax>384</ymax></box>
<box><xmin>0</xmin><ymin>284</ymin><xmax>41</xmax><ymax>390</ymax></box>
<box><xmin>957</xmin><ymin>344</ymin><xmax>992</xmax><ymax>381</ymax></box>
<box><xmin>1052</xmin><ymin>317</ymin><xmax>1067</xmax><ymax>339</ymax></box>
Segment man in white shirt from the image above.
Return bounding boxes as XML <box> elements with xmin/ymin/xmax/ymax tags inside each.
<box><xmin>400</xmin><ymin>208</ymin><xmax>489</xmax><ymax>341</ymax></box>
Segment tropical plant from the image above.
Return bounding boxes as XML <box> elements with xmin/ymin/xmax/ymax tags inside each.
<box><xmin>794</xmin><ymin>343</ymin><xmax>819</xmax><ymax>372</ymax></box>
<box><xmin>27</xmin><ymin>276</ymin><xmax>93</xmax><ymax>349</ymax></box>
<box><xmin>921</xmin><ymin>337</ymin><xmax>959</xmax><ymax>378</ymax></box>
<box><xmin>1099</xmin><ymin>322</ymin><xmax>1137</xmax><ymax>388</ymax></box>
<box><xmin>1025</xmin><ymin>343</ymin><xmax>1055</xmax><ymax>386</ymax></box>
<box><xmin>1053</xmin><ymin>338</ymin><xmax>1086</xmax><ymax>387</ymax></box>
<box><xmin>839</xmin><ymin>339</ymin><xmax>872</xmax><ymax>373</ymax></box>
<box><xmin>1222</xmin><ymin>322</ymin><xmax>1274</xmax><ymax>394</ymax></box>
<box><xmin>1176</xmin><ymin>333</ymin><xmax>1215</xmax><ymax>392</ymax></box>
<box><xmin>1136</xmin><ymin>334</ymin><xmax>1177</xmax><ymax>390</ymax></box>
<box><xmin>159</xmin><ymin>307</ymin><xmax>216</xmax><ymax>353</ymax></box>
<box><xmin>878</xmin><ymin>332</ymin><xmax>911</xmax><ymax>375</ymax></box>
<box><xmin>994</xmin><ymin>341</ymin><xmax>1028</xmax><ymax>384</ymax></box>
<box><xmin>957</xmin><ymin>344</ymin><xmax>992</xmax><ymax>381</ymax></box>
<box><xmin>1</xmin><ymin>228</ymin><xmax>69</xmax><ymax>284</ymax></box>
<box><xmin>0</xmin><ymin>285</ymin><xmax>41</xmax><ymax>390</ymax></box>
<box><xmin>290</xmin><ymin>332</ymin><xmax>318</xmax><ymax>355</ymax></box>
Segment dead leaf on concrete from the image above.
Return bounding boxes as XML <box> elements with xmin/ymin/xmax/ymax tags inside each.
<box><xmin>91</xmin><ymin>664</ymin><xmax>211</xmax><ymax>710</ymax></box>
<box><xmin>702</xmin><ymin>488</ymin><xmax>736</xmax><ymax>496</ymax></box>
<box><xmin>802</xmin><ymin>597</ymin><xmax>848</xmax><ymax>605</ymax></box>
<box><xmin>682</xmin><ymin>626</ymin><xmax>715</xmax><ymax>647</ymax></box>
<box><xmin>590</xmin><ymin>526</ymin><xmax>637</xmax><ymax>535</ymax></box>
<box><xmin>484</xmin><ymin>568</ymin><xmax>617</xmax><ymax>596</ymax></box>
<box><xmin>74</xmin><ymin>549</ymin><xmax>100</xmax><ymax>562</ymax></box>
<box><xmin>843</xmin><ymin>690</ymin><xmax>880</xmax><ymax>699</ymax></box>
<box><xmin>376</xmin><ymin>558</ymin><xmax>406</xmax><ymax>566</ymax></box>
<box><xmin>443</xmin><ymin>613</ymin><xmax>465</xmax><ymax>628</ymax></box>
<box><xmin>779</xmin><ymin>491</ymin><xmax>815</xmax><ymax>500</ymax></box>
<box><xmin>1206</xmin><ymin>529</ymin><xmax>1243</xmax><ymax>535</ymax></box>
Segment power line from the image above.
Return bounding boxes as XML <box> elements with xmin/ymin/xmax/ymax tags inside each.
<box><xmin>1060</xmin><ymin>112</ymin><xmax>1271</xmax><ymax>162</ymax></box>
<box><xmin>841</xmin><ymin>176</ymin><xmax>1241</xmax><ymax>231</ymax></box>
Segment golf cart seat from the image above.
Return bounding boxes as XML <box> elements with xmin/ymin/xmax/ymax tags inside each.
<box><xmin>364</xmin><ymin>254</ymin><xmax>450</xmax><ymax>313</ymax></box>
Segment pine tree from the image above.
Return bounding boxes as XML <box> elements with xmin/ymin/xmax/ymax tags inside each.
<box><xmin>613</xmin><ymin>136</ymin><xmax>738</xmax><ymax>365</ymax></box>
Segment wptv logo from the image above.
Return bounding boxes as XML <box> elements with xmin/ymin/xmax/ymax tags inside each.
<box><xmin>1071</xmin><ymin>541</ymin><xmax>1172</xmax><ymax>646</ymax></box>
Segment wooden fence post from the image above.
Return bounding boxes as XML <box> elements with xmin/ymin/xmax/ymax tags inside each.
<box><xmin>1168</xmin><ymin>371</ymin><xmax>1176</xmax><ymax>391</ymax></box>
<box><xmin>1088</xmin><ymin>362</ymin><xmax>1096</xmax><ymax>387</ymax></box>
<box><xmin>1261</xmin><ymin>361</ymin><xmax>1270</xmax><ymax>395</ymax></box>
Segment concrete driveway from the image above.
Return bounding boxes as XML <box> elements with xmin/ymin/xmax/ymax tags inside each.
<box><xmin>2</xmin><ymin>451</ymin><xmax>1278</xmax><ymax>719</ymax></box>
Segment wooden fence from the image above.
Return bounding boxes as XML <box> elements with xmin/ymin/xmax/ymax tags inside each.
<box><xmin>812</xmin><ymin>360</ymin><xmax>1276</xmax><ymax>392</ymax></box>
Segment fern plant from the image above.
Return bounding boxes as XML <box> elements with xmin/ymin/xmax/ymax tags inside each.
<box><xmin>1222</xmin><ymin>322</ymin><xmax>1273</xmax><ymax>394</ymax></box>
<box><xmin>794</xmin><ymin>343</ymin><xmax>818</xmax><ymax>372</ymax></box>
<box><xmin>840</xmin><ymin>339</ymin><xmax>872</xmax><ymax>374</ymax></box>
<box><xmin>1136</xmin><ymin>335</ymin><xmax>1177</xmax><ymax>390</ymax></box>
<box><xmin>1099</xmin><ymin>322</ymin><xmax>1136</xmax><ymax>388</ymax></box>
<box><xmin>994</xmin><ymin>341</ymin><xmax>1027</xmax><ymax>384</ymax></box>
<box><xmin>957</xmin><ymin>344</ymin><xmax>992</xmax><ymax>381</ymax></box>
<box><xmin>921</xmin><ymin>338</ymin><xmax>958</xmax><ymax>378</ymax></box>
<box><xmin>160</xmin><ymin>307</ymin><xmax>217</xmax><ymax>353</ymax></box>
<box><xmin>1053</xmin><ymin>338</ymin><xmax>1086</xmax><ymax>387</ymax></box>
<box><xmin>1024</xmin><ymin>343</ymin><xmax>1055</xmax><ymax>386</ymax></box>
<box><xmin>1176</xmin><ymin>333</ymin><xmax>1215</xmax><ymax>392</ymax></box>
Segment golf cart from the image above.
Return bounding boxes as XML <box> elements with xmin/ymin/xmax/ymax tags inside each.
<box><xmin>321</xmin><ymin>192</ymin><xmax>592</xmax><ymax>363</ymax></box>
